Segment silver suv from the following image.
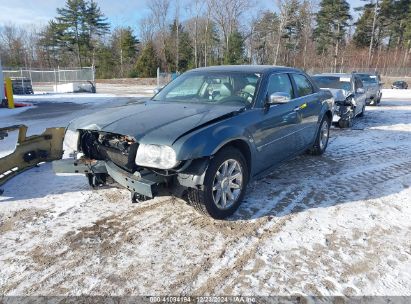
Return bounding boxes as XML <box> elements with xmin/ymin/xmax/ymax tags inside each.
<box><xmin>354</xmin><ymin>73</ymin><xmax>382</xmax><ymax>106</ymax></box>
<box><xmin>313</xmin><ymin>73</ymin><xmax>367</xmax><ymax>128</ymax></box>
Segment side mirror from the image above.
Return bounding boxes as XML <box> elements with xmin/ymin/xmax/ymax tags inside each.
<box><xmin>266</xmin><ymin>92</ymin><xmax>291</xmax><ymax>106</ymax></box>
<box><xmin>356</xmin><ymin>87</ymin><xmax>365</xmax><ymax>94</ymax></box>
<box><xmin>153</xmin><ymin>87</ymin><xmax>163</xmax><ymax>95</ymax></box>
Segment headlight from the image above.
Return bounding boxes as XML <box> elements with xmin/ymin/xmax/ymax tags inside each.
<box><xmin>62</xmin><ymin>130</ymin><xmax>79</xmax><ymax>158</ymax></box>
<box><xmin>135</xmin><ymin>144</ymin><xmax>179</xmax><ymax>169</ymax></box>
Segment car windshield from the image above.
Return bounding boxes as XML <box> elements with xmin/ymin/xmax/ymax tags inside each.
<box><xmin>313</xmin><ymin>76</ymin><xmax>352</xmax><ymax>91</ymax></box>
<box><xmin>152</xmin><ymin>71</ymin><xmax>261</xmax><ymax>106</ymax></box>
<box><xmin>357</xmin><ymin>74</ymin><xmax>378</xmax><ymax>83</ymax></box>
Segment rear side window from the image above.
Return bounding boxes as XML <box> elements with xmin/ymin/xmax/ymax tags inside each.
<box><xmin>267</xmin><ymin>73</ymin><xmax>294</xmax><ymax>99</ymax></box>
<box><xmin>292</xmin><ymin>74</ymin><xmax>314</xmax><ymax>97</ymax></box>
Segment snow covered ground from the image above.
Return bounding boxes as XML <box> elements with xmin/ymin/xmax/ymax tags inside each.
<box><xmin>0</xmin><ymin>91</ymin><xmax>411</xmax><ymax>296</ymax></box>
<box><xmin>381</xmin><ymin>89</ymin><xmax>411</xmax><ymax>99</ymax></box>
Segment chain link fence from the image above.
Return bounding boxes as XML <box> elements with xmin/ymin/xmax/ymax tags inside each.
<box><xmin>3</xmin><ymin>67</ymin><xmax>95</xmax><ymax>93</ymax></box>
<box><xmin>306</xmin><ymin>67</ymin><xmax>411</xmax><ymax>77</ymax></box>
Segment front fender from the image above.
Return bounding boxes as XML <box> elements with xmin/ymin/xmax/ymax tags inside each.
<box><xmin>173</xmin><ymin>122</ymin><xmax>254</xmax><ymax>161</ymax></box>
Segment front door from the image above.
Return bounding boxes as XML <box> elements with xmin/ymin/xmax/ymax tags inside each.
<box><xmin>251</xmin><ymin>73</ymin><xmax>303</xmax><ymax>173</ymax></box>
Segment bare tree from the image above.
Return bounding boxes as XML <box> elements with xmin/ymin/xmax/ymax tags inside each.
<box><xmin>139</xmin><ymin>17</ymin><xmax>155</xmax><ymax>43</ymax></box>
<box><xmin>147</xmin><ymin>0</ymin><xmax>170</xmax><ymax>68</ymax></box>
<box><xmin>207</xmin><ymin>0</ymin><xmax>251</xmax><ymax>51</ymax></box>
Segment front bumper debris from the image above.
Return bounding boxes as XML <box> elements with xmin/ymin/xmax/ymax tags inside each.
<box><xmin>1</xmin><ymin>125</ymin><xmax>65</xmax><ymax>186</ymax></box>
<box><xmin>53</xmin><ymin>158</ymin><xmax>159</xmax><ymax>198</ymax></box>
<box><xmin>53</xmin><ymin>158</ymin><xmax>107</xmax><ymax>174</ymax></box>
<box><xmin>105</xmin><ymin>161</ymin><xmax>157</xmax><ymax>198</ymax></box>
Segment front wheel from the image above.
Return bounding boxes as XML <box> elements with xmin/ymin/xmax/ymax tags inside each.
<box><xmin>188</xmin><ymin>147</ymin><xmax>249</xmax><ymax>219</ymax></box>
<box><xmin>310</xmin><ymin>116</ymin><xmax>330</xmax><ymax>155</ymax></box>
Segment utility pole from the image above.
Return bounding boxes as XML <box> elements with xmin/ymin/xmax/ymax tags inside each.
<box><xmin>368</xmin><ymin>0</ymin><xmax>379</xmax><ymax>67</ymax></box>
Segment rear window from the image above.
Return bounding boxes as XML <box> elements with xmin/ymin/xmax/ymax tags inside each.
<box><xmin>357</xmin><ymin>74</ymin><xmax>378</xmax><ymax>83</ymax></box>
<box><xmin>313</xmin><ymin>76</ymin><xmax>352</xmax><ymax>91</ymax></box>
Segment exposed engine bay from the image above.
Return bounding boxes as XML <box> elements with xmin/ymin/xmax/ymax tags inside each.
<box><xmin>79</xmin><ymin>130</ymin><xmax>138</xmax><ymax>173</ymax></box>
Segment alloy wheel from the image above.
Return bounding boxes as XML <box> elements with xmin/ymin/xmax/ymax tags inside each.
<box><xmin>212</xmin><ymin>159</ymin><xmax>243</xmax><ymax>210</ymax></box>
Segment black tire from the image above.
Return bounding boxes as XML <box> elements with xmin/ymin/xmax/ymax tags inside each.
<box><xmin>187</xmin><ymin>147</ymin><xmax>249</xmax><ymax>219</ymax></box>
<box><xmin>376</xmin><ymin>95</ymin><xmax>381</xmax><ymax>104</ymax></box>
<box><xmin>358</xmin><ymin>105</ymin><xmax>365</xmax><ymax>117</ymax></box>
<box><xmin>369</xmin><ymin>98</ymin><xmax>377</xmax><ymax>106</ymax></box>
<box><xmin>310</xmin><ymin>116</ymin><xmax>331</xmax><ymax>155</ymax></box>
<box><xmin>338</xmin><ymin>116</ymin><xmax>352</xmax><ymax>128</ymax></box>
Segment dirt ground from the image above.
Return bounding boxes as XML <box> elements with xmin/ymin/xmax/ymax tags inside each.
<box><xmin>0</xmin><ymin>96</ymin><xmax>411</xmax><ymax>296</ymax></box>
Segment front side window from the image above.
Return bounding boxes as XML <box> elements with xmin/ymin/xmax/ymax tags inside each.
<box><xmin>292</xmin><ymin>74</ymin><xmax>314</xmax><ymax>97</ymax></box>
<box><xmin>153</xmin><ymin>71</ymin><xmax>261</xmax><ymax>106</ymax></box>
<box><xmin>266</xmin><ymin>73</ymin><xmax>294</xmax><ymax>99</ymax></box>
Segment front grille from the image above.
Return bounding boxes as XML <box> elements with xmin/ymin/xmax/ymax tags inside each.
<box><xmin>79</xmin><ymin>130</ymin><xmax>138</xmax><ymax>172</ymax></box>
<box><xmin>99</xmin><ymin>145</ymin><xmax>129</xmax><ymax>169</ymax></box>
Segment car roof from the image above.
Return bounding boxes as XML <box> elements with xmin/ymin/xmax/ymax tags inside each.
<box><xmin>188</xmin><ymin>65</ymin><xmax>303</xmax><ymax>74</ymax></box>
<box><xmin>354</xmin><ymin>72</ymin><xmax>378</xmax><ymax>76</ymax></box>
<box><xmin>312</xmin><ymin>73</ymin><xmax>353</xmax><ymax>78</ymax></box>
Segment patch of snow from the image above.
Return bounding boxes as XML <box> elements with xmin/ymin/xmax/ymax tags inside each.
<box><xmin>381</xmin><ymin>89</ymin><xmax>411</xmax><ymax>99</ymax></box>
<box><xmin>14</xmin><ymin>93</ymin><xmax>147</xmax><ymax>104</ymax></box>
<box><xmin>0</xmin><ymin>90</ymin><xmax>411</xmax><ymax>296</ymax></box>
<box><xmin>0</xmin><ymin>130</ymin><xmax>18</xmax><ymax>158</ymax></box>
<box><xmin>0</xmin><ymin>106</ymin><xmax>34</xmax><ymax>117</ymax></box>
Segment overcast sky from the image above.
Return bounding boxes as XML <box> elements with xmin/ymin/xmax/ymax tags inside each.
<box><xmin>0</xmin><ymin>0</ymin><xmax>364</xmax><ymax>32</ymax></box>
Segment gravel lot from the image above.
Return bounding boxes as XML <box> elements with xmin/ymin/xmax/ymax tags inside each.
<box><xmin>0</xmin><ymin>91</ymin><xmax>411</xmax><ymax>296</ymax></box>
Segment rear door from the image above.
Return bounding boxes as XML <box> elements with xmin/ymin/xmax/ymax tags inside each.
<box><xmin>290</xmin><ymin>73</ymin><xmax>322</xmax><ymax>148</ymax></box>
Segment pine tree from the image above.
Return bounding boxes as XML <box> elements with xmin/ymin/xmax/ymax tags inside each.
<box><xmin>313</xmin><ymin>0</ymin><xmax>352</xmax><ymax>71</ymax></box>
<box><xmin>224</xmin><ymin>30</ymin><xmax>245</xmax><ymax>65</ymax></box>
<box><xmin>177</xmin><ymin>31</ymin><xmax>193</xmax><ymax>71</ymax></box>
<box><xmin>252</xmin><ymin>11</ymin><xmax>279</xmax><ymax>64</ymax></box>
<box><xmin>135</xmin><ymin>42</ymin><xmax>159</xmax><ymax>77</ymax></box>
<box><xmin>95</xmin><ymin>44</ymin><xmax>115</xmax><ymax>78</ymax></box>
<box><xmin>405</xmin><ymin>1</ymin><xmax>411</xmax><ymax>44</ymax></box>
<box><xmin>353</xmin><ymin>7</ymin><xmax>374</xmax><ymax>48</ymax></box>
<box><xmin>164</xmin><ymin>20</ymin><xmax>193</xmax><ymax>72</ymax></box>
<box><xmin>55</xmin><ymin>0</ymin><xmax>109</xmax><ymax>66</ymax></box>
<box><xmin>111</xmin><ymin>27</ymin><xmax>139</xmax><ymax>77</ymax></box>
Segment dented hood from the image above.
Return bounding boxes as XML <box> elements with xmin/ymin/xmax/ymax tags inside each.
<box><xmin>68</xmin><ymin>101</ymin><xmax>243</xmax><ymax>145</ymax></box>
<box><xmin>321</xmin><ymin>88</ymin><xmax>350</xmax><ymax>102</ymax></box>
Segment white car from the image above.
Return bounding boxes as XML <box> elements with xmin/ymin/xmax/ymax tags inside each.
<box><xmin>312</xmin><ymin>73</ymin><xmax>367</xmax><ymax>128</ymax></box>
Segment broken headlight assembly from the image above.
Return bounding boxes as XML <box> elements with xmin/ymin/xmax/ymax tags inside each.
<box><xmin>135</xmin><ymin>144</ymin><xmax>179</xmax><ymax>170</ymax></box>
<box><xmin>62</xmin><ymin>129</ymin><xmax>79</xmax><ymax>158</ymax></box>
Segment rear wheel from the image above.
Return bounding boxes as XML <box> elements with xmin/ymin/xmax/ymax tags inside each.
<box><xmin>188</xmin><ymin>147</ymin><xmax>249</xmax><ymax>219</ymax></box>
<box><xmin>358</xmin><ymin>105</ymin><xmax>365</xmax><ymax>117</ymax></box>
<box><xmin>376</xmin><ymin>95</ymin><xmax>381</xmax><ymax>104</ymax></box>
<box><xmin>310</xmin><ymin>116</ymin><xmax>330</xmax><ymax>155</ymax></box>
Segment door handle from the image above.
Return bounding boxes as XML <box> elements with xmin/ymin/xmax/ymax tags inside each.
<box><xmin>294</xmin><ymin>103</ymin><xmax>307</xmax><ymax>111</ymax></box>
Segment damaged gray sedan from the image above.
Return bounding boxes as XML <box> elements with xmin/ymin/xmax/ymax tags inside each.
<box><xmin>54</xmin><ymin>66</ymin><xmax>333</xmax><ymax>219</ymax></box>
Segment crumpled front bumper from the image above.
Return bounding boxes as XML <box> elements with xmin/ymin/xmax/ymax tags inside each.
<box><xmin>53</xmin><ymin>158</ymin><xmax>158</xmax><ymax>198</ymax></box>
